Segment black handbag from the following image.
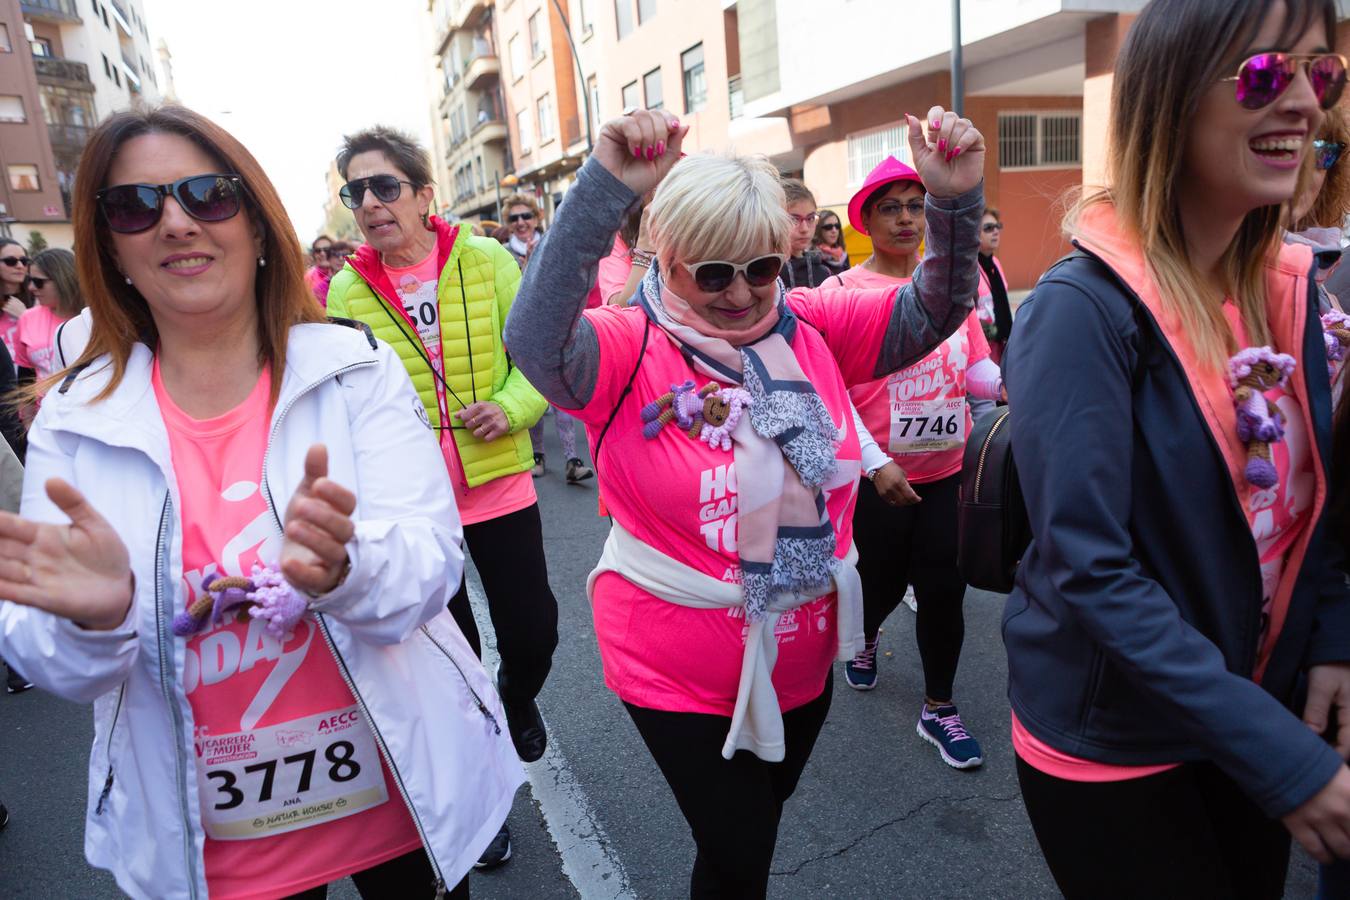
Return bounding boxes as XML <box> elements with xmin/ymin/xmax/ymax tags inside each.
<box><xmin>956</xmin><ymin>250</ymin><xmax>1149</xmax><ymax>595</ymax></box>
<box><xmin>958</xmin><ymin>407</ymin><xmax>1029</xmax><ymax>593</ymax></box>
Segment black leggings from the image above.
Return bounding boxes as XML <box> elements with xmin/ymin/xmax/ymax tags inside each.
<box><xmin>1016</xmin><ymin>756</ymin><xmax>1291</xmax><ymax>899</ymax></box>
<box><xmin>624</xmin><ymin>673</ymin><xmax>833</xmax><ymax>899</ymax></box>
<box><xmin>854</xmin><ymin>472</ymin><xmax>965</xmax><ymax>700</ymax></box>
<box><xmin>447</xmin><ymin>503</ymin><xmax>559</xmax><ymax>705</ymax></box>
<box><xmin>284</xmin><ymin>848</ymin><xmax>467</xmax><ymax>899</ymax></box>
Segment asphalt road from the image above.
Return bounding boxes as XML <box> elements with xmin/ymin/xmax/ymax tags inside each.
<box><xmin>0</xmin><ymin>419</ymin><xmax>1322</xmax><ymax>898</ymax></box>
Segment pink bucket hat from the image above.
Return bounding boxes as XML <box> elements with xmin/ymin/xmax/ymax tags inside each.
<box><xmin>848</xmin><ymin>157</ymin><xmax>922</xmax><ymax>235</ymax></box>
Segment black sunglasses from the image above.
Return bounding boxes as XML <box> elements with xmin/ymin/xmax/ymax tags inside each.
<box><xmin>97</xmin><ymin>174</ymin><xmax>245</xmax><ymax>234</ymax></box>
<box><xmin>821</xmin><ymin>221</ymin><xmax>841</xmax><ymax>230</ymax></box>
<box><xmin>0</xmin><ymin>256</ymin><xmax>29</xmax><ymax>267</ymax></box>
<box><xmin>681</xmin><ymin>254</ymin><xmax>786</xmax><ymax>293</ymax></box>
<box><xmin>340</xmin><ymin>175</ymin><xmax>415</xmax><ymax>209</ymax></box>
<box><xmin>982</xmin><ymin>222</ymin><xmax>1004</xmax><ymax>233</ymax></box>
<box><xmin>508</xmin><ymin>212</ymin><xmax>536</xmax><ymax>223</ymax></box>
<box><xmin>27</xmin><ymin>276</ymin><xmax>50</xmax><ymax>289</ymax></box>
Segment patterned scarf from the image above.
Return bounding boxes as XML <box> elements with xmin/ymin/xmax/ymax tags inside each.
<box><xmin>638</xmin><ymin>264</ymin><xmax>840</xmax><ymax>620</ymax></box>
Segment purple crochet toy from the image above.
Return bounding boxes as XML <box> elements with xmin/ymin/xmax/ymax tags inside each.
<box><xmin>640</xmin><ymin>380</ymin><xmax>752</xmax><ymax>448</ymax></box>
<box><xmin>172</xmin><ymin>564</ymin><xmax>308</xmax><ymax>640</ymax></box>
<box><xmin>1228</xmin><ymin>346</ymin><xmax>1297</xmax><ymax>490</ymax></box>
<box><xmin>1322</xmin><ymin>310</ymin><xmax>1350</xmax><ymax>375</ymax></box>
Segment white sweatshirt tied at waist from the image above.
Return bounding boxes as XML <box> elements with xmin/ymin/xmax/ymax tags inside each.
<box><xmin>587</xmin><ymin>520</ymin><xmax>864</xmax><ymax>762</ymax></box>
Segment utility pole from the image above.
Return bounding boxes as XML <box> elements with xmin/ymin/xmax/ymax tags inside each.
<box><xmin>549</xmin><ymin>0</ymin><xmax>594</xmax><ymax>153</ymax></box>
<box><xmin>951</xmin><ymin>0</ymin><xmax>964</xmax><ymax>117</ymax></box>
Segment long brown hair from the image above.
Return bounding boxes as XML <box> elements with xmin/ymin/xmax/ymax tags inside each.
<box><xmin>68</xmin><ymin>105</ymin><xmax>324</xmax><ymax>403</ymax></box>
<box><xmin>30</xmin><ymin>248</ymin><xmax>83</xmax><ymax>318</ymax></box>
<box><xmin>1066</xmin><ymin>0</ymin><xmax>1338</xmax><ymax>372</ymax></box>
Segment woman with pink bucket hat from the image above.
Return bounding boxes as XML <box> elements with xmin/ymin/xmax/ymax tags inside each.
<box><xmin>793</xmin><ymin>155</ymin><xmax>1003</xmax><ymax>770</ymax></box>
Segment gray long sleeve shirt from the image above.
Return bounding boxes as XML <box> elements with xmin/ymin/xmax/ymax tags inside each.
<box><xmin>504</xmin><ymin>156</ymin><xmax>983</xmax><ymax>410</ymax></box>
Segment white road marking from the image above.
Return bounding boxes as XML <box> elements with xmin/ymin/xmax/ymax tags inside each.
<box><xmin>466</xmin><ymin>579</ymin><xmax>637</xmax><ymax>900</ymax></box>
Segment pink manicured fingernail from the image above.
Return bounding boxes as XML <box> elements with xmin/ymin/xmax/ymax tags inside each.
<box><xmin>946</xmin><ymin>150</ymin><xmax>954</xmax><ymax>162</ymax></box>
<box><xmin>632</xmin><ymin>145</ymin><xmax>641</xmax><ymax>158</ymax></box>
<box><xmin>670</xmin><ymin>117</ymin><xmax>681</xmax><ymax>129</ymax></box>
<box><xmin>647</xmin><ymin>145</ymin><xmax>656</xmax><ymax>160</ymax></box>
<box><xmin>932</xmin><ymin>119</ymin><xmax>941</xmax><ymax>129</ymax></box>
<box><xmin>938</xmin><ymin>139</ymin><xmax>947</xmax><ymax>153</ymax></box>
<box><xmin>659</xmin><ymin>141</ymin><xmax>668</xmax><ymax>156</ymax></box>
<box><xmin>953</xmin><ymin>147</ymin><xmax>963</xmax><ymax>158</ymax></box>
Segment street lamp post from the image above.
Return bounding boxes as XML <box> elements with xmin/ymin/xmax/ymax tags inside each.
<box><xmin>951</xmin><ymin>0</ymin><xmax>964</xmax><ymax>117</ymax></box>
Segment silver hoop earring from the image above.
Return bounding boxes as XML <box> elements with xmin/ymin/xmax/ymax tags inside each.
<box><xmin>124</xmin><ymin>276</ymin><xmax>133</xmax><ymax>285</ymax></box>
<box><xmin>257</xmin><ymin>257</ymin><xmax>267</xmax><ymax>268</ymax></box>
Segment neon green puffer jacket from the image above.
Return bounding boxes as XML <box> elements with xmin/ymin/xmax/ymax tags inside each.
<box><xmin>326</xmin><ymin>217</ymin><xmax>547</xmax><ymax>488</ymax></box>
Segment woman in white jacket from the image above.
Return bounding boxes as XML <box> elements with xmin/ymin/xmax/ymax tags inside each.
<box><xmin>0</xmin><ymin>106</ymin><xmax>522</xmax><ymax>900</ymax></box>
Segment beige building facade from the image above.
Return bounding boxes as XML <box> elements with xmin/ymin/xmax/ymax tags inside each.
<box><xmin>1</xmin><ymin>0</ymin><xmax>161</xmax><ymax>249</ymax></box>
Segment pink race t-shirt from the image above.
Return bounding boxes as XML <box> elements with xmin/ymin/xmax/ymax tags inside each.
<box><xmin>575</xmin><ymin>305</ymin><xmax>868</xmax><ymax>715</ymax></box>
<box><xmin>305</xmin><ymin>267</ymin><xmax>331</xmax><ymax>307</ymax></box>
<box><xmin>596</xmin><ymin>235</ymin><xmax>633</xmax><ymax>307</ymax></box>
<box><xmin>153</xmin><ymin>363</ymin><xmax>421</xmax><ymax>900</ymax></box>
<box><xmin>1013</xmin><ymin>302</ymin><xmax>1316</xmax><ymax>783</ymax></box>
<box><xmin>0</xmin><ymin>306</ymin><xmax>21</xmax><ymax>367</ymax></box>
<box><xmin>13</xmin><ymin>304</ymin><xmax>66</xmax><ymax>380</ymax></box>
<box><xmin>818</xmin><ymin>265</ymin><xmax>990</xmax><ymax>483</ymax></box>
<box><xmin>382</xmin><ymin>251</ymin><xmax>535</xmax><ymax>526</ymax></box>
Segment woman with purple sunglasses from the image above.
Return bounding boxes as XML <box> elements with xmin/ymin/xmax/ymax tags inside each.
<box><xmin>1003</xmin><ymin>0</ymin><xmax>1350</xmax><ymax>895</ymax></box>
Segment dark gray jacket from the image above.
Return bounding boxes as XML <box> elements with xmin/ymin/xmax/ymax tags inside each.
<box><xmin>1005</xmin><ymin>249</ymin><xmax>1350</xmax><ymax>818</ymax></box>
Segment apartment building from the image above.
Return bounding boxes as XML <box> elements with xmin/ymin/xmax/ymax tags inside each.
<box><xmin>426</xmin><ymin>0</ymin><xmax>513</xmax><ymax>222</ymax></box>
<box><xmin>1</xmin><ymin>0</ymin><xmax>161</xmax><ymax>248</ymax></box>
<box><xmin>497</xmin><ymin>0</ymin><xmax>598</xmax><ymax>219</ymax></box>
<box><xmin>587</xmin><ymin>0</ymin><xmax>732</xmax><ymax>155</ymax></box>
<box><xmin>433</xmin><ymin>1</ymin><xmax>1349</xmax><ymax>288</ymax></box>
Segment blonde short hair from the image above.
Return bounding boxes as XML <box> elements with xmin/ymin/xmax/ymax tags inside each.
<box><xmin>649</xmin><ymin>153</ymin><xmax>792</xmax><ymax>269</ymax></box>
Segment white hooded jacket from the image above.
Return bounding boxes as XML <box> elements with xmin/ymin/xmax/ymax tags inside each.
<box><xmin>0</xmin><ymin>322</ymin><xmax>524</xmax><ymax>898</ymax></box>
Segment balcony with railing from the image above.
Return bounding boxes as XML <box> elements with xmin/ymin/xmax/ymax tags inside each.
<box><xmin>109</xmin><ymin>0</ymin><xmax>134</xmax><ymax>36</ymax></box>
<box><xmin>33</xmin><ymin>57</ymin><xmax>94</xmax><ymax>91</ymax></box>
<box><xmin>46</xmin><ymin>123</ymin><xmax>91</xmax><ymax>153</ymax></box>
<box><xmin>464</xmin><ymin>37</ymin><xmax>499</xmax><ymax>91</ymax></box>
<box><xmin>20</xmin><ymin>0</ymin><xmax>81</xmax><ymax>23</ymax></box>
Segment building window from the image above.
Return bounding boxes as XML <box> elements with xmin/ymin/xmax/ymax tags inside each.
<box><xmin>101</xmin><ymin>5</ymin><xmax>109</xmax><ymax>27</ymax></box>
<box><xmin>8</xmin><ymin>164</ymin><xmax>40</xmax><ymax>192</ymax></box>
<box><xmin>528</xmin><ymin>12</ymin><xmax>544</xmax><ymax>61</ymax></box>
<box><xmin>508</xmin><ymin>34</ymin><xmax>524</xmax><ymax>82</ymax></box>
<box><xmin>0</xmin><ymin>24</ymin><xmax>12</xmax><ymax>53</ymax></box>
<box><xmin>614</xmin><ymin>0</ymin><xmax>634</xmax><ymax>39</ymax></box>
<box><xmin>621</xmin><ymin>80</ymin><xmax>640</xmax><ymax>111</ymax></box>
<box><xmin>847</xmin><ymin>122</ymin><xmax>910</xmax><ymax>186</ymax></box>
<box><xmin>113</xmin><ymin>67</ymin><xmax>121</xmax><ymax>87</ymax></box>
<box><xmin>516</xmin><ymin>107</ymin><xmax>533</xmax><ymax>154</ymax></box>
<box><xmin>587</xmin><ymin>74</ymin><xmax>600</xmax><ymax>138</ymax></box>
<box><xmin>575</xmin><ymin>0</ymin><xmax>593</xmax><ymax>36</ymax></box>
<box><xmin>997</xmin><ymin>112</ymin><xmax>1082</xmax><ymax>169</ymax></box>
<box><xmin>30</xmin><ymin>37</ymin><xmax>52</xmax><ymax>58</ymax></box>
<box><xmin>538</xmin><ymin>92</ymin><xmax>556</xmax><ymax>142</ymax></box>
<box><xmin>0</xmin><ymin>96</ymin><xmax>25</xmax><ymax>123</ymax></box>
<box><xmin>102</xmin><ymin>53</ymin><xmax>112</xmax><ymax>78</ymax></box>
<box><xmin>681</xmin><ymin>44</ymin><xmax>706</xmax><ymax>114</ymax></box>
<box><xmin>643</xmin><ymin>68</ymin><xmax>663</xmax><ymax>110</ymax></box>
<box><xmin>637</xmin><ymin>0</ymin><xmax>656</xmax><ymax>23</ymax></box>
<box><xmin>729</xmin><ymin>75</ymin><xmax>743</xmax><ymax>120</ymax></box>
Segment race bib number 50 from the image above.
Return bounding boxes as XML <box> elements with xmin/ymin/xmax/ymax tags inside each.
<box><xmin>889</xmin><ymin>397</ymin><xmax>966</xmax><ymax>455</ymax></box>
<box><xmin>195</xmin><ymin>705</ymin><xmax>388</xmax><ymax>841</ymax></box>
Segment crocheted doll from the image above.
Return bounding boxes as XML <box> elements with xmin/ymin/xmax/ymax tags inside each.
<box><xmin>173</xmin><ymin>564</ymin><xmax>308</xmax><ymax>640</ymax></box>
<box><xmin>1322</xmin><ymin>310</ymin><xmax>1350</xmax><ymax>376</ymax></box>
<box><xmin>1228</xmin><ymin>347</ymin><xmax>1297</xmax><ymax>490</ymax></box>
<box><xmin>640</xmin><ymin>380</ymin><xmax>753</xmax><ymax>450</ymax></box>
